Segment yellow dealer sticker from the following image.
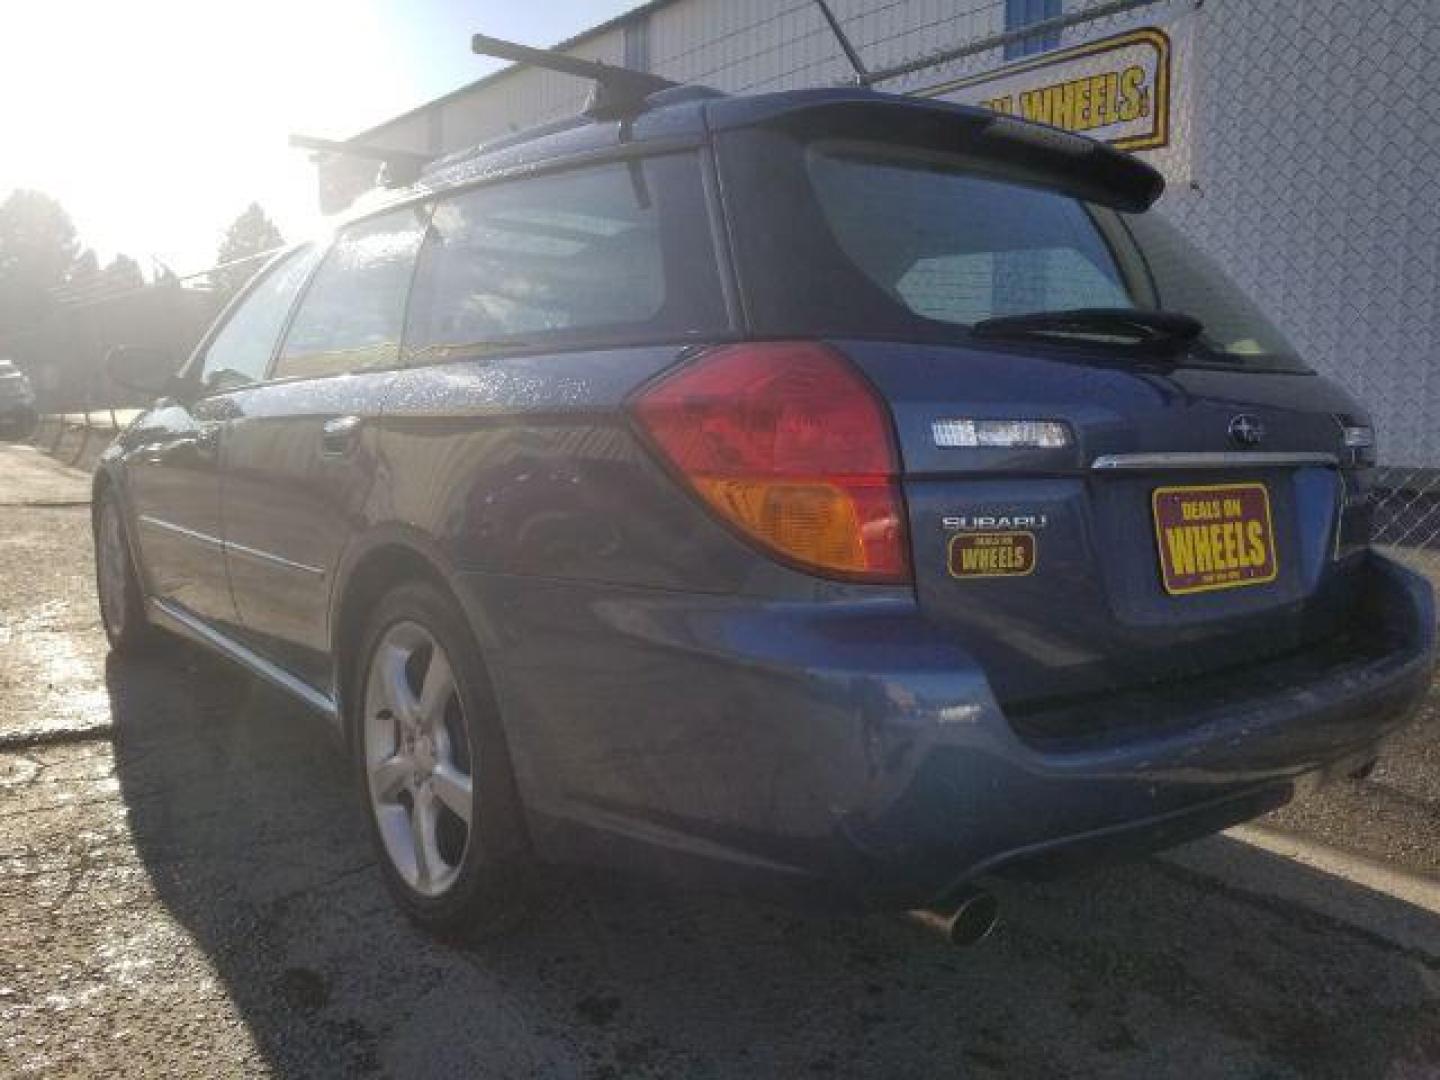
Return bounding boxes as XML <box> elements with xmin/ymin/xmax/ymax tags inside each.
<box><xmin>1152</xmin><ymin>483</ymin><xmax>1277</xmax><ymax>596</ymax></box>
<box><xmin>919</xmin><ymin>27</ymin><xmax>1173</xmax><ymax>152</ymax></box>
<box><xmin>948</xmin><ymin>531</ymin><xmax>1037</xmax><ymax>579</ymax></box>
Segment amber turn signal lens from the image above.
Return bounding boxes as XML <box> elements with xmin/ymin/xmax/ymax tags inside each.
<box><xmin>632</xmin><ymin>342</ymin><xmax>910</xmax><ymax>583</ymax></box>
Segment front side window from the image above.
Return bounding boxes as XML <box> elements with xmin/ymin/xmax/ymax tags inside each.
<box><xmin>404</xmin><ymin>156</ymin><xmax>716</xmax><ymax>364</ymax></box>
<box><xmin>199</xmin><ymin>246</ymin><xmax>319</xmax><ymax>391</ymax></box>
<box><xmin>273</xmin><ymin>207</ymin><xmax>430</xmax><ymax>381</ymax></box>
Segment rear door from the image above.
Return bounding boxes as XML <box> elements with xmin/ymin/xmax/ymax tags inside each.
<box><xmin>719</xmin><ymin>126</ymin><xmax>1370</xmax><ymax>711</ymax></box>
<box><xmin>220</xmin><ymin>206</ymin><xmax>430</xmax><ymax>690</ymax></box>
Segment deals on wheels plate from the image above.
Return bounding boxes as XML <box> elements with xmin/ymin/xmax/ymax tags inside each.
<box><xmin>948</xmin><ymin>530</ymin><xmax>1037</xmax><ymax>579</ymax></box>
<box><xmin>1152</xmin><ymin>483</ymin><xmax>1277</xmax><ymax>596</ymax></box>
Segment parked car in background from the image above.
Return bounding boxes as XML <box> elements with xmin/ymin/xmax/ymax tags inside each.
<box><xmin>92</xmin><ymin>82</ymin><xmax>1435</xmax><ymax>941</ymax></box>
<box><xmin>0</xmin><ymin>358</ymin><xmax>37</xmax><ymax>440</ymax></box>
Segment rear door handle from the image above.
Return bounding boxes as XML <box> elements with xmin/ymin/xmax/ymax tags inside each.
<box><xmin>320</xmin><ymin>415</ymin><xmax>363</xmax><ymax>458</ymax></box>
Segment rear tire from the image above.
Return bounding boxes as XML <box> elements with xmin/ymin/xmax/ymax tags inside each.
<box><xmin>94</xmin><ymin>488</ymin><xmax>157</xmax><ymax>654</ymax></box>
<box><xmin>350</xmin><ymin>579</ymin><xmax>532</xmax><ymax>939</ymax></box>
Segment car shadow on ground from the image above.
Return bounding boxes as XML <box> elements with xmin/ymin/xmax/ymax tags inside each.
<box><xmin>105</xmin><ymin>647</ymin><xmax>1440</xmax><ymax>1079</ymax></box>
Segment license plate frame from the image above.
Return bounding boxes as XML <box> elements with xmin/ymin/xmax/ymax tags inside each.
<box><xmin>1151</xmin><ymin>482</ymin><xmax>1278</xmax><ymax>596</ymax></box>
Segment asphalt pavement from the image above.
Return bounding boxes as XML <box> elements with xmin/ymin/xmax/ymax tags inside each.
<box><xmin>1</xmin><ymin>442</ymin><xmax>1438</xmax><ymax>1079</ymax></box>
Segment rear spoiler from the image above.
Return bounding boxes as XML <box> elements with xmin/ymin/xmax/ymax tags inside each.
<box><xmin>705</xmin><ymin>90</ymin><xmax>1164</xmax><ymax>212</ymax></box>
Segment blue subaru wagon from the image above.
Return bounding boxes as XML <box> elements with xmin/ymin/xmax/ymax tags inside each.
<box><xmin>95</xmin><ymin>80</ymin><xmax>1435</xmax><ymax>937</ymax></box>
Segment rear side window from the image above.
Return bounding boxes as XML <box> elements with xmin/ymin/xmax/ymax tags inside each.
<box><xmin>274</xmin><ymin>207</ymin><xmax>430</xmax><ymax>380</ymax></box>
<box><xmin>404</xmin><ymin>155</ymin><xmax>724</xmax><ymax>362</ymax></box>
<box><xmin>199</xmin><ymin>246</ymin><xmax>320</xmax><ymax>391</ymax></box>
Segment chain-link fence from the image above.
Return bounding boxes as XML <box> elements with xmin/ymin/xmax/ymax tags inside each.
<box><xmin>0</xmin><ymin>248</ymin><xmax>281</xmax><ymax>415</ymax></box>
<box><xmin>1372</xmin><ymin>469</ymin><xmax>1440</xmax><ymax>566</ymax></box>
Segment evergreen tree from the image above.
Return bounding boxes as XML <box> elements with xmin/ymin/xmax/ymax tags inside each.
<box><xmin>212</xmin><ymin>203</ymin><xmax>284</xmax><ymax>295</ymax></box>
<box><xmin>102</xmin><ymin>253</ymin><xmax>145</xmax><ymax>291</ymax></box>
<box><xmin>0</xmin><ymin>189</ymin><xmax>82</xmax><ymax>330</ymax></box>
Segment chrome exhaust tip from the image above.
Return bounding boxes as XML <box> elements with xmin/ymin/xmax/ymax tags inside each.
<box><xmin>909</xmin><ymin>889</ymin><xmax>1000</xmax><ymax>947</ymax></box>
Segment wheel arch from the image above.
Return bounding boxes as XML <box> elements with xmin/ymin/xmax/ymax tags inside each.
<box><xmin>331</xmin><ymin>527</ymin><xmax>537</xmax><ymax>866</ymax></box>
<box><xmin>90</xmin><ymin>465</ymin><xmax>116</xmax><ymax>528</ymax></box>
<box><xmin>329</xmin><ymin>527</ymin><xmax>501</xmax><ymax>743</ymax></box>
<box><xmin>91</xmin><ymin>463</ymin><xmax>154</xmax><ymax>599</ymax></box>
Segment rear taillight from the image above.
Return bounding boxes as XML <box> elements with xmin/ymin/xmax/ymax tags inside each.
<box><xmin>631</xmin><ymin>341</ymin><xmax>910</xmax><ymax>584</ymax></box>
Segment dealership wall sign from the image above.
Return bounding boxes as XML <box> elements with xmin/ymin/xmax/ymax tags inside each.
<box><xmin>918</xmin><ymin>27</ymin><xmax>1174</xmax><ymax>152</ymax></box>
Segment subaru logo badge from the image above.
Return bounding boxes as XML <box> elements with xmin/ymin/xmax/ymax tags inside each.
<box><xmin>1228</xmin><ymin>414</ymin><xmax>1265</xmax><ymax>446</ymax></box>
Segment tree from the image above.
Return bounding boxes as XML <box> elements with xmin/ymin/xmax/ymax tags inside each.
<box><xmin>212</xmin><ymin>203</ymin><xmax>284</xmax><ymax>295</ymax></box>
<box><xmin>0</xmin><ymin>189</ymin><xmax>82</xmax><ymax>330</ymax></box>
<box><xmin>151</xmin><ymin>260</ymin><xmax>180</xmax><ymax>290</ymax></box>
<box><xmin>102</xmin><ymin>253</ymin><xmax>145</xmax><ymax>291</ymax></box>
<box><xmin>69</xmin><ymin>248</ymin><xmax>100</xmax><ymax>285</ymax></box>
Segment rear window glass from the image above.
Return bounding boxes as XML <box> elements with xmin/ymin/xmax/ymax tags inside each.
<box><xmin>801</xmin><ymin>140</ymin><xmax>1303</xmax><ymax>369</ymax></box>
<box><xmin>810</xmin><ymin>145</ymin><xmax>1131</xmax><ymax>325</ymax></box>
<box><xmin>405</xmin><ymin>155</ymin><xmax>722</xmax><ymax>362</ymax></box>
<box><xmin>1121</xmin><ymin>211</ymin><xmax>1299</xmax><ymax>364</ymax></box>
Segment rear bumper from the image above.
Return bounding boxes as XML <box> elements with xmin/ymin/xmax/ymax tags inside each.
<box><xmin>463</xmin><ymin>552</ymin><xmax>1435</xmax><ymax>908</ymax></box>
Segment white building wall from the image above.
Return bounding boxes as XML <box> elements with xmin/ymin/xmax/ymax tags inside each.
<box><xmin>1162</xmin><ymin>0</ymin><xmax>1440</xmax><ymax>469</ymax></box>
<box><xmin>337</xmin><ymin>0</ymin><xmax>1439</xmax><ymax>465</ymax></box>
<box><xmin>441</xmin><ymin>27</ymin><xmax>627</xmax><ymax>149</ymax></box>
<box><xmin>649</xmin><ymin>0</ymin><xmax>846</xmax><ymax>90</ymax></box>
<box><xmin>647</xmin><ymin>0</ymin><xmax>1011</xmax><ymax>92</ymax></box>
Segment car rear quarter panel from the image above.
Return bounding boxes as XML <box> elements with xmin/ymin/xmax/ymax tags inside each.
<box><xmin>370</xmin><ymin>348</ymin><xmax>911</xmax><ymax>601</ymax></box>
<box><xmin>362</xmin><ymin>348</ymin><xmax>911</xmax><ymax>860</ymax></box>
<box><xmin>373</xmin><ymin>347</ymin><xmax>759</xmax><ymax>592</ymax></box>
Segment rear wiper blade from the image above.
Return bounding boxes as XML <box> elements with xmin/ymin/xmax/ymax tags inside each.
<box><xmin>970</xmin><ymin>308</ymin><xmax>1203</xmax><ymax>351</ymax></box>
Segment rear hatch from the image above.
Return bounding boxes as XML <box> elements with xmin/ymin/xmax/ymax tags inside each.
<box><xmin>846</xmin><ymin>340</ymin><xmax>1364</xmax><ymax>708</ymax></box>
<box><xmin>713</xmin><ymin>95</ymin><xmax>1373</xmax><ymax>711</ymax></box>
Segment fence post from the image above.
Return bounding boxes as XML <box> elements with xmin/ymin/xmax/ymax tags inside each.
<box><xmin>47</xmin><ymin>413</ymin><xmax>65</xmax><ymax>454</ymax></box>
<box><xmin>68</xmin><ymin>403</ymin><xmax>92</xmax><ymax>466</ymax></box>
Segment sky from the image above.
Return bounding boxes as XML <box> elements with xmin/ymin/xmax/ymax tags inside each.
<box><xmin>0</xmin><ymin>1</ymin><xmax>638</xmax><ymax>280</ymax></box>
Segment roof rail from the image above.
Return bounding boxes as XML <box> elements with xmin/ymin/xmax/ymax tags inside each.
<box><xmin>470</xmin><ymin>33</ymin><xmax>680</xmax><ymax>120</ymax></box>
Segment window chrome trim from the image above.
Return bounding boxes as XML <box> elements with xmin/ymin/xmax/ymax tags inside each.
<box><xmin>137</xmin><ymin>514</ymin><xmax>224</xmax><ymax>548</ymax></box>
<box><xmin>225</xmin><ymin>539</ymin><xmax>326</xmax><ymax>578</ymax></box>
<box><xmin>1091</xmin><ymin>451</ymin><xmax>1339</xmax><ymax>471</ymax></box>
<box><xmin>138</xmin><ymin>515</ymin><xmax>324</xmax><ymax>577</ymax></box>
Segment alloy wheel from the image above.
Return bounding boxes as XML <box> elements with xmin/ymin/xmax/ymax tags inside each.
<box><xmin>362</xmin><ymin>621</ymin><xmax>475</xmax><ymax>897</ymax></box>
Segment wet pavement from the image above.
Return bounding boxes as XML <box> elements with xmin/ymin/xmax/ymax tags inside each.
<box><xmin>2</xmin><ymin>442</ymin><xmax>1439</xmax><ymax>1079</ymax></box>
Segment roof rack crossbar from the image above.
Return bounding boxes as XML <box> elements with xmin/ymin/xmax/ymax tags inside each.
<box><xmin>470</xmin><ymin>33</ymin><xmax>679</xmax><ymax>120</ymax></box>
<box><xmin>288</xmin><ymin>134</ymin><xmax>433</xmax><ymax>188</ymax></box>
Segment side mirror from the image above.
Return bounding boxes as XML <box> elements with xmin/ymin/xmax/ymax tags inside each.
<box><xmin>105</xmin><ymin>345</ymin><xmax>180</xmax><ymax>397</ymax></box>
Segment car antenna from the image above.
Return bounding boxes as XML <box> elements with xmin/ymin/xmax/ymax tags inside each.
<box><xmin>471</xmin><ymin>33</ymin><xmax>681</xmax><ymax>121</ymax></box>
<box><xmin>812</xmin><ymin>0</ymin><xmax>870</xmax><ymax>84</ymax></box>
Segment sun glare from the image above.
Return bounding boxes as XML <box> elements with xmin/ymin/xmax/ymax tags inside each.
<box><xmin>1</xmin><ymin>0</ymin><xmax>414</xmax><ymax>276</ymax></box>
